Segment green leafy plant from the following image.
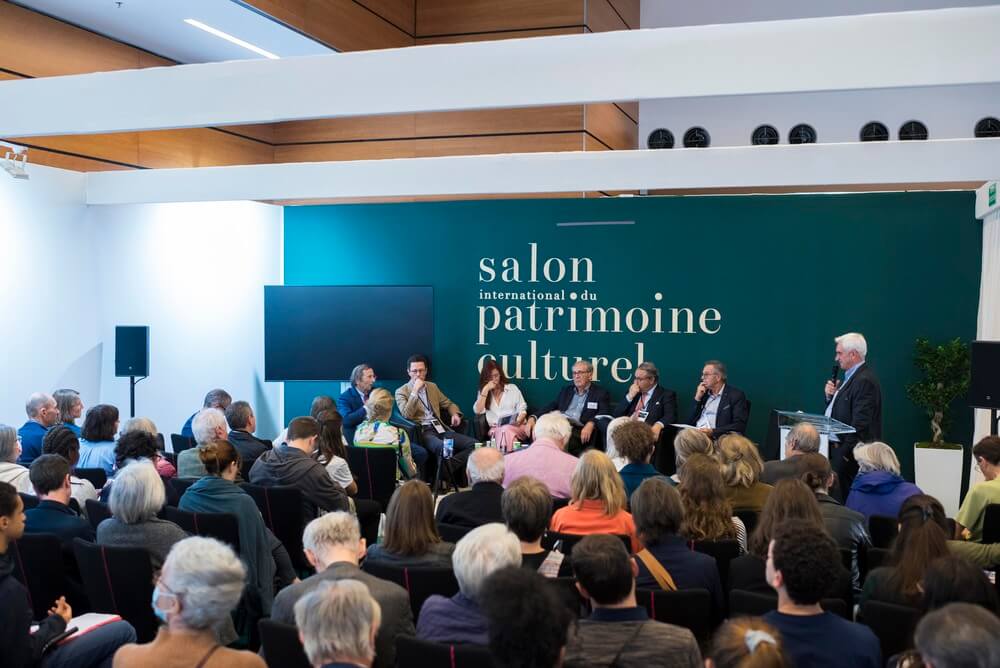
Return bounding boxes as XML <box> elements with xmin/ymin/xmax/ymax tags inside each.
<box><xmin>906</xmin><ymin>337</ymin><xmax>970</xmax><ymax>446</ymax></box>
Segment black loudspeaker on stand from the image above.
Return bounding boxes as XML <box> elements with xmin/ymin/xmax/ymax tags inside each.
<box><xmin>115</xmin><ymin>326</ymin><xmax>149</xmax><ymax>418</ymax></box>
<box><xmin>970</xmin><ymin>341</ymin><xmax>1000</xmax><ymax>436</ymax></box>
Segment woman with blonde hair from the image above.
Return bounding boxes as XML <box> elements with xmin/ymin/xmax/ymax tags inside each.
<box><xmin>718</xmin><ymin>434</ymin><xmax>773</xmax><ymax>512</ymax></box>
<box><xmin>679</xmin><ymin>453</ymin><xmax>747</xmax><ymax>551</ymax></box>
<box><xmin>705</xmin><ymin>618</ymin><xmax>791</xmax><ymax>668</ymax></box>
<box><xmin>672</xmin><ymin>427</ymin><xmax>715</xmax><ymax>483</ymax></box>
<box><xmin>353</xmin><ymin>388</ymin><xmax>417</xmax><ymax>479</ymax></box>
<box><xmin>366</xmin><ymin>480</ymin><xmax>454</xmax><ymax>567</ymax></box>
<box><xmin>549</xmin><ymin>450</ymin><xmax>640</xmax><ymax>552</ymax></box>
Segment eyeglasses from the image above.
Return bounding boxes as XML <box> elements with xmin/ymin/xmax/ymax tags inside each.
<box><xmin>701</xmin><ymin>372</ymin><xmax>719</xmax><ymax>378</ymax></box>
<box><xmin>572</xmin><ymin>370</ymin><xmax>591</xmax><ymax>376</ymax></box>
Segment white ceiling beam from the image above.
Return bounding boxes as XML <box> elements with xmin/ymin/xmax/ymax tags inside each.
<box><xmin>83</xmin><ymin>138</ymin><xmax>1000</xmax><ymax>205</ymax></box>
<box><xmin>3</xmin><ymin>6</ymin><xmax>1000</xmax><ymax>137</ymax></box>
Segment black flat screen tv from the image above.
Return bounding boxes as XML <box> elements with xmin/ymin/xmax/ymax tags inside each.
<box><xmin>264</xmin><ymin>285</ymin><xmax>433</xmax><ymax>381</ymax></box>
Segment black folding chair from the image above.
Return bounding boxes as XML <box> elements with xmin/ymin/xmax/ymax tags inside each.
<box><xmin>18</xmin><ymin>492</ymin><xmax>38</xmax><ymax>510</ymax></box>
<box><xmin>73</xmin><ymin>539</ymin><xmax>159</xmax><ymax>642</ymax></box>
<box><xmin>258</xmin><ymin>619</ymin><xmax>310</xmax><ymax>668</ymax></box>
<box><xmin>861</xmin><ymin>600</ymin><xmax>922</xmax><ymax>659</ymax></box>
<box><xmin>161</xmin><ymin>506</ymin><xmax>241</xmax><ymax>555</ymax></box>
<box><xmin>692</xmin><ymin>539</ymin><xmax>741</xmax><ymax>589</ymax></box>
<box><xmin>437</xmin><ymin>522</ymin><xmax>474</xmax><ymax>544</ymax></box>
<box><xmin>542</xmin><ymin>532</ymin><xmax>631</xmax><ymax>555</ymax></box>
<box><xmin>734</xmin><ymin>509</ymin><xmax>759</xmax><ymax>536</ymax></box>
<box><xmin>170</xmin><ymin>433</ymin><xmax>196</xmax><ymax>455</ymax></box>
<box><xmin>729</xmin><ymin>588</ymin><xmax>778</xmax><ymax>616</ymax></box>
<box><xmin>85</xmin><ymin>499</ymin><xmax>112</xmax><ymax>531</ymax></box>
<box><xmin>168</xmin><ymin>477</ymin><xmax>198</xmax><ymax>501</ymax></box>
<box><xmin>637</xmin><ymin>587</ymin><xmax>715</xmax><ymax>645</ymax></box>
<box><xmin>361</xmin><ymin>561</ymin><xmax>459</xmax><ymax>621</ymax></box>
<box><xmin>241</xmin><ymin>483</ymin><xmax>310</xmax><ymax>573</ymax></box>
<box><xmin>983</xmin><ymin>504</ymin><xmax>1000</xmax><ymax>544</ymax></box>
<box><xmin>550</xmin><ymin>576</ymin><xmax>588</xmax><ymax>617</ymax></box>
<box><xmin>346</xmin><ymin>445</ymin><xmax>398</xmax><ymax>512</ymax></box>
<box><xmin>551</xmin><ymin>496</ymin><xmax>571</xmax><ymax>512</ymax></box>
<box><xmin>395</xmin><ymin>635</ymin><xmax>495</xmax><ymax>668</ymax></box>
<box><xmin>11</xmin><ymin>533</ymin><xmax>71</xmax><ymax>620</ymax></box>
<box><xmin>74</xmin><ymin>467</ymin><xmax>107</xmax><ymax>490</ymax></box>
<box><xmin>868</xmin><ymin>514</ymin><xmax>899</xmax><ymax>549</ymax></box>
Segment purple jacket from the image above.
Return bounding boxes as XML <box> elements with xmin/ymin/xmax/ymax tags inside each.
<box><xmin>846</xmin><ymin>470</ymin><xmax>922</xmax><ymax>520</ymax></box>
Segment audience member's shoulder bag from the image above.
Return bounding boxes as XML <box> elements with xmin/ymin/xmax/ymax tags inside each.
<box><xmin>635</xmin><ymin>549</ymin><xmax>678</xmax><ymax>592</ymax></box>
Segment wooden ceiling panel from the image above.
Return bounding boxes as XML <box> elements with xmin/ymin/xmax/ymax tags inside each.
<box><xmin>356</xmin><ymin>0</ymin><xmax>416</xmax><ymax>35</ymax></box>
<box><xmin>416</xmin><ymin>25</ymin><xmax>584</xmax><ymax>45</ymax></box>
<box><xmin>416</xmin><ymin>0</ymin><xmax>584</xmax><ymax>37</ymax></box>
<box><xmin>139</xmin><ymin>128</ymin><xmax>273</xmax><ymax>168</ymax></box>
<box><xmin>585</xmin><ymin>0</ymin><xmax>629</xmax><ymax>33</ymax></box>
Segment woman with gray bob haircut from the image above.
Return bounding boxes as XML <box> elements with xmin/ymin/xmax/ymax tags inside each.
<box><xmin>295</xmin><ymin>579</ymin><xmax>382</xmax><ymax>668</ymax></box>
<box><xmin>846</xmin><ymin>441</ymin><xmax>922</xmax><ymax>520</ymax></box>
<box><xmin>96</xmin><ymin>460</ymin><xmax>188</xmax><ymax>570</ymax></box>
<box><xmin>114</xmin><ymin>536</ymin><xmax>265</xmax><ymax>668</ymax></box>
<box><xmin>0</xmin><ymin>424</ymin><xmax>33</xmax><ymax>494</ymax></box>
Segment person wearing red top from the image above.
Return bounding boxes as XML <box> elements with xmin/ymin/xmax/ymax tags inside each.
<box><xmin>549</xmin><ymin>450</ymin><xmax>641</xmax><ymax>553</ymax></box>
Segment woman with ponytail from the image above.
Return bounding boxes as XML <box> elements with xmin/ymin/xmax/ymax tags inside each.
<box><xmin>705</xmin><ymin>618</ymin><xmax>791</xmax><ymax>668</ymax></box>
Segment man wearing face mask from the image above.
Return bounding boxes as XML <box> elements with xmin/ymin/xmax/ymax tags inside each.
<box><xmin>687</xmin><ymin>360</ymin><xmax>749</xmax><ymax>439</ymax></box>
<box><xmin>339</xmin><ymin>363</ymin><xmax>378</xmax><ymax>446</ymax></box>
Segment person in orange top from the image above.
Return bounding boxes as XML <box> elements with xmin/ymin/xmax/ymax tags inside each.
<box><xmin>549</xmin><ymin>450</ymin><xmax>641</xmax><ymax>553</ymax></box>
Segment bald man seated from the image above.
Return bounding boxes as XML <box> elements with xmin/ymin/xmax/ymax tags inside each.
<box><xmin>434</xmin><ymin>447</ymin><xmax>505</xmax><ymax>529</ymax></box>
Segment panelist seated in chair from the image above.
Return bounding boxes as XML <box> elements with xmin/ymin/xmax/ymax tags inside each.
<box><xmin>473</xmin><ymin>359</ymin><xmax>529</xmax><ymax>450</ymax></box>
<box><xmin>612</xmin><ymin>362</ymin><xmax>678</xmax><ymax>444</ymax></box>
<box><xmin>685</xmin><ymin>360</ymin><xmax>749</xmax><ymax>439</ymax></box>
<box><xmin>526</xmin><ymin>360</ymin><xmax>611</xmax><ymax>456</ymax></box>
<box><xmin>394</xmin><ymin>354</ymin><xmax>475</xmax><ymax>472</ymax></box>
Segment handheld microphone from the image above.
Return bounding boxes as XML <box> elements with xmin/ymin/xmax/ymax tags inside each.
<box><xmin>830</xmin><ymin>364</ymin><xmax>839</xmax><ymax>383</ymax></box>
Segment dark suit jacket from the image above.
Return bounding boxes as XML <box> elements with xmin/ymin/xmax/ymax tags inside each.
<box><xmin>227</xmin><ymin>429</ymin><xmax>271</xmax><ymax>465</ymax></box>
<box><xmin>536</xmin><ymin>384</ymin><xmax>611</xmax><ymax>426</ymax></box>
<box><xmin>24</xmin><ymin>500</ymin><xmax>94</xmax><ymax>548</ymax></box>
<box><xmin>826</xmin><ymin>363</ymin><xmax>883</xmax><ymax>449</ymax></box>
<box><xmin>612</xmin><ymin>385</ymin><xmax>678</xmax><ymax>427</ymax></box>
<box><xmin>762</xmin><ymin>456</ymin><xmax>842</xmax><ymax>500</ymax></box>
<box><xmin>435</xmin><ymin>481</ymin><xmax>504</xmax><ymax>528</ymax></box>
<box><xmin>686</xmin><ymin>385</ymin><xmax>749</xmax><ymax>438</ymax></box>
<box><xmin>337</xmin><ymin>386</ymin><xmax>368</xmax><ymax>444</ymax></box>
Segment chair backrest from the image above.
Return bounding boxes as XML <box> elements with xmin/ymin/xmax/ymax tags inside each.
<box><xmin>169</xmin><ymin>477</ymin><xmax>199</xmax><ymax>501</ymax></box>
<box><xmin>170</xmin><ymin>433</ymin><xmax>196</xmax><ymax>454</ymax></box>
<box><xmin>161</xmin><ymin>506</ymin><xmax>241</xmax><ymax>555</ymax></box>
<box><xmin>240</xmin><ymin>483</ymin><xmax>310</xmax><ymax>573</ymax></box>
<box><xmin>733</xmin><ymin>509</ymin><xmax>759</xmax><ymax>536</ymax></box>
<box><xmin>258</xmin><ymin>619</ymin><xmax>310</xmax><ymax>668</ymax></box>
<box><xmin>542</xmin><ymin>531</ymin><xmax>631</xmax><ymax>555</ymax></box>
<box><xmin>75</xmin><ymin>467</ymin><xmax>107</xmax><ymax>490</ymax></box>
<box><xmin>551</xmin><ymin>496</ymin><xmax>571</xmax><ymax>512</ymax></box>
<box><xmin>550</xmin><ymin>576</ymin><xmax>587</xmax><ymax>618</ymax></box>
<box><xmin>861</xmin><ymin>600</ymin><xmax>922</xmax><ymax>659</ymax></box>
<box><xmin>72</xmin><ymin>538</ymin><xmax>159</xmax><ymax>642</ymax></box>
<box><xmin>868</xmin><ymin>514</ymin><xmax>899</xmax><ymax>549</ymax></box>
<box><xmin>346</xmin><ymin>445</ymin><xmax>398</xmax><ymax>512</ymax></box>
<box><xmin>983</xmin><ymin>504</ymin><xmax>1000</xmax><ymax>544</ymax></box>
<box><xmin>637</xmin><ymin>587</ymin><xmax>714</xmax><ymax>644</ymax></box>
<box><xmin>692</xmin><ymin>539</ymin><xmax>741</xmax><ymax>588</ymax></box>
<box><xmin>11</xmin><ymin>533</ymin><xmax>69</xmax><ymax>620</ymax></box>
<box><xmin>729</xmin><ymin>589</ymin><xmax>778</xmax><ymax>616</ymax></box>
<box><xmin>361</xmin><ymin>561</ymin><xmax>460</xmax><ymax>621</ymax></box>
<box><xmin>18</xmin><ymin>492</ymin><xmax>38</xmax><ymax>510</ymax></box>
<box><xmin>866</xmin><ymin>546</ymin><xmax>891</xmax><ymax>573</ymax></box>
<box><xmin>437</xmin><ymin>522</ymin><xmax>474</xmax><ymax>544</ymax></box>
<box><xmin>395</xmin><ymin>635</ymin><xmax>495</xmax><ymax>668</ymax></box>
<box><xmin>85</xmin><ymin>498</ymin><xmax>112</xmax><ymax>531</ymax></box>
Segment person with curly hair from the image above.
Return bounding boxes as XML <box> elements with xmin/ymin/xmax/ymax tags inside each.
<box><xmin>678</xmin><ymin>453</ymin><xmax>746</xmax><ymax>552</ymax></box>
<box><xmin>616</xmin><ymin>420</ymin><xmax>666</xmax><ymax>499</ymax></box>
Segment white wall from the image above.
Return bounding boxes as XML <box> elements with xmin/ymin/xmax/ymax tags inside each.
<box><xmin>1</xmin><ymin>162</ymin><xmax>284</xmax><ymax>441</ymax></box>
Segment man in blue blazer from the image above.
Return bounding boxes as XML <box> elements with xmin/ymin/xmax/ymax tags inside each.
<box><xmin>686</xmin><ymin>360</ymin><xmax>749</xmax><ymax>439</ymax></box>
<box><xmin>528</xmin><ymin>360</ymin><xmax>611</xmax><ymax>456</ymax></box>
<box><xmin>338</xmin><ymin>363</ymin><xmax>378</xmax><ymax>445</ymax></box>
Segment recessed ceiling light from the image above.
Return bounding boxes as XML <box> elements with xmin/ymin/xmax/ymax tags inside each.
<box><xmin>184</xmin><ymin>19</ymin><xmax>280</xmax><ymax>59</ymax></box>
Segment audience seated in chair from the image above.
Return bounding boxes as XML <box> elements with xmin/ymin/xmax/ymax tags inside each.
<box><xmin>295</xmin><ymin>579</ymin><xmax>381</xmax><ymax>668</ymax></box>
<box><xmin>603</xmin><ymin>416</ymin><xmax>630</xmax><ymax>471</ymax></box>
<box><xmin>274</xmin><ymin>395</ymin><xmax>335</xmax><ymax>448</ymax></box>
<box><xmin>42</xmin><ymin>426</ymin><xmax>99</xmax><ymax>511</ymax></box>
<box><xmin>761</xmin><ymin>520</ymin><xmax>881</xmax><ymax>668</ymax></box>
<box><xmin>99</xmin><ymin>430</ymin><xmax>167</xmax><ymax>503</ymax></box>
<box><xmin>314</xmin><ymin>409</ymin><xmax>357</xmax><ymax>496</ymax></box>
<box><xmin>921</xmin><ymin>555</ymin><xmax>999</xmax><ymax>614</ymax></box>
<box><xmin>225</xmin><ymin>400</ymin><xmax>273</xmax><ymax>471</ymax></box>
<box><xmin>704</xmin><ymin>617</ymin><xmax>791</xmax><ymax>668</ymax></box>
<box><xmin>179</xmin><ymin>440</ymin><xmax>297</xmax><ymax>616</ymax></box>
<box><xmin>956</xmin><ymin>435</ymin><xmax>1000</xmax><ymax>542</ymax></box>
<box><xmin>630</xmin><ymin>478</ymin><xmax>724</xmax><ymax>619</ymax></box>
<box><xmin>480</xmin><ymin>566</ymin><xmax>572</xmax><ymax>668</ymax></box>
<box><xmin>179</xmin><ymin>388</ymin><xmax>232</xmax><ymax>440</ymax></box>
<box><xmin>177</xmin><ymin>408</ymin><xmax>228</xmax><ymax>479</ymax></box>
<box><xmin>273</xmin><ymin>512</ymin><xmax>413</xmax><ymax>668</ymax></box>
<box><xmin>678</xmin><ymin>454</ymin><xmax>747</xmax><ymax>552</ymax></box>
<box><xmin>503</xmin><ymin>412</ymin><xmax>578</xmax><ymax>499</ymax></box>
<box><xmin>353</xmin><ymin>388</ymin><xmax>418</xmax><ymax>481</ymax></box>
<box><xmin>563</xmin><ymin>533</ymin><xmax>702</xmax><ymax>668</ymax></box>
<box><xmin>114</xmin><ymin>536</ymin><xmax>264</xmax><ymax>668</ymax></box>
<box><xmin>53</xmin><ymin>389</ymin><xmax>84</xmax><ymax>437</ymax></box>
<box><xmin>250</xmin><ymin>416</ymin><xmax>349</xmax><ymax>523</ymax></box>
<box><xmin>526</xmin><ymin>360</ymin><xmax>611</xmax><ymax>457</ymax></box>
<box><xmin>96</xmin><ymin>460</ymin><xmax>188</xmax><ymax>571</ymax></box>
<box><xmin>417</xmin><ymin>523</ymin><xmax>521</xmax><ymax>645</ymax></box>
<box><xmin>502</xmin><ymin>476</ymin><xmax>571</xmax><ymax>578</ymax></box>
<box><xmin>846</xmin><ymin>441</ymin><xmax>922</xmax><ymax>521</ymax></box>
<box><xmin>17</xmin><ymin>392</ymin><xmax>61</xmax><ymax>466</ymax></box>
<box><xmin>436</xmin><ymin>447</ymin><xmax>505</xmax><ymax>529</ymax></box>
<box><xmin>550</xmin><ymin>450</ymin><xmax>641</xmax><ymax>553</ymax></box>
<box><xmin>77</xmin><ymin>404</ymin><xmax>119</xmax><ymax>476</ymax></box>
<box><xmin>120</xmin><ymin>417</ymin><xmax>176</xmax><ymax>479</ymax></box>
<box><xmin>718</xmin><ymin>434</ymin><xmax>773</xmax><ymax>513</ymax></box>
<box><xmin>913</xmin><ymin>602</ymin><xmax>1000</xmax><ymax>668</ymax></box>
<box><xmin>0</xmin><ymin>480</ymin><xmax>137</xmax><ymax>668</ymax></box>
<box><xmin>24</xmin><ymin>454</ymin><xmax>93</xmax><ymax>548</ymax></box>
<box><xmin>761</xmin><ymin>423</ymin><xmax>820</xmax><ymax>486</ymax></box>
<box><xmin>616</xmin><ymin>421</ymin><xmax>666</xmax><ymax>499</ymax></box>
<box><xmin>366</xmin><ymin>480</ymin><xmax>454</xmax><ymax>568</ymax></box>
<box><xmin>0</xmin><ymin>424</ymin><xmax>35</xmax><ymax>495</ymax></box>
<box><xmin>671</xmin><ymin>429</ymin><xmax>715</xmax><ymax>485</ymax></box>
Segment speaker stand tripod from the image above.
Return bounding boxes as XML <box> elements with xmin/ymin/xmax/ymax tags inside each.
<box><xmin>129</xmin><ymin>375</ymin><xmax>148</xmax><ymax>418</ymax></box>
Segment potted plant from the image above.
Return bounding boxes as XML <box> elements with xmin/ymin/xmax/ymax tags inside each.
<box><xmin>908</xmin><ymin>337</ymin><xmax>970</xmax><ymax>516</ymax></box>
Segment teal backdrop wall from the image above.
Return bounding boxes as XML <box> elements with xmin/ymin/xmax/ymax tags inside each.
<box><xmin>282</xmin><ymin>192</ymin><xmax>982</xmax><ymax>478</ymax></box>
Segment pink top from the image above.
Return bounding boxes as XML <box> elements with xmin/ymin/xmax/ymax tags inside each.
<box><xmin>502</xmin><ymin>437</ymin><xmax>578</xmax><ymax>499</ymax></box>
<box><xmin>550</xmin><ymin>499</ymin><xmax>641</xmax><ymax>553</ymax></box>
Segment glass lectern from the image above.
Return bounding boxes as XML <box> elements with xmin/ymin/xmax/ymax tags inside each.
<box><xmin>775</xmin><ymin>411</ymin><xmax>856</xmax><ymax>460</ymax></box>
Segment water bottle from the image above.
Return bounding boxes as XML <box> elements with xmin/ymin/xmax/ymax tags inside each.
<box><xmin>443</xmin><ymin>438</ymin><xmax>454</xmax><ymax>459</ymax></box>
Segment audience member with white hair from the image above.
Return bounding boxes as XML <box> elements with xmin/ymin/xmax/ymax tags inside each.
<box><xmin>435</xmin><ymin>447</ymin><xmax>506</xmax><ymax>529</ymax></box>
<box><xmin>17</xmin><ymin>392</ymin><xmax>60</xmax><ymax>465</ymax></box>
<box><xmin>295</xmin><ymin>580</ymin><xmax>381</xmax><ymax>668</ymax></box>
<box><xmin>416</xmin><ymin>523</ymin><xmax>522</xmax><ymax>645</ymax></box>
<box><xmin>671</xmin><ymin>427</ymin><xmax>715</xmax><ymax>484</ymax></box>
<box><xmin>0</xmin><ymin>424</ymin><xmax>34</xmax><ymax>494</ymax></box>
<box><xmin>502</xmin><ymin>412</ymin><xmax>578</xmax><ymax>498</ymax></box>
<box><xmin>271</xmin><ymin>512</ymin><xmax>413</xmax><ymax>668</ymax></box>
<box><xmin>177</xmin><ymin>407</ymin><xmax>229</xmax><ymax>478</ymax></box>
<box><xmin>761</xmin><ymin>422</ymin><xmax>820</xmax><ymax>485</ymax></box>
<box><xmin>846</xmin><ymin>441</ymin><xmax>922</xmax><ymax>520</ymax></box>
<box><xmin>114</xmin><ymin>536</ymin><xmax>265</xmax><ymax>668</ymax></box>
<box><xmin>96</xmin><ymin>460</ymin><xmax>188</xmax><ymax>570</ymax></box>
<box><xmin>603</xmin><ymin>416</ymin><xmax>630</xmax><ymax>470</ymax></box>
<box><xmin>179</xmin><ymin>388</ymin><xmax>232</xmax><ymax>438</ymax></box>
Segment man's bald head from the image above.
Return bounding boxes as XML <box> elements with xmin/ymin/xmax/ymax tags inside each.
<box><xmin>787</xmin><ymin>422</ymin><xmax>820</xmax><ymax>456</ymax></box>
<box><xmin>468</xmin><ymin>446</ymin><xmax>505</xmax><ymax>485</ymax></box>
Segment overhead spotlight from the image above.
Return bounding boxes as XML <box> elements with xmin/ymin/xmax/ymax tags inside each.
<box><xmin>1</xmin><ymin>145</ymin><xmax>28</xmax><ymax>180</ymax></box>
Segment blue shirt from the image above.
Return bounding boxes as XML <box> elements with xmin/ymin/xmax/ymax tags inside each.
<box><xmin>762</xmin><ymin>610</ymin><xmax>881</xmax><ymax>668</ymax></box>
<box><xmin>78</xmin><ymin>439</ymin><xmax>117</xmax><ymax>475</ymax></box>
<box><xmin>62</xmin><ymin>422</ymin><xmax>81</xmax><ymax>436</ymax></box>
<box><xmin>17</xmin><ymin>420</ymin><xmax>49</xmax><ymax>465</ymax></box>
<box><xmin>416</xmin><ymin>592</ymin><xmax>488</xmax><ymax>645</ymax></box>
<box><xmin>564</xmin><ymin>386</ymin><xmax>589</xmax><ymax>425</ymax></box>
<box><xmin>180</xmin><ymin>412</ymin><xmax>197</xmax><ymax>439</ymax></box>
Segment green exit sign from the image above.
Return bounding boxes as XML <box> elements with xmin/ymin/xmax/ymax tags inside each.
<box><xmin>990</xmin><ymin>182</ymin><xmax>997</xmax><ymax>207</ymax></box>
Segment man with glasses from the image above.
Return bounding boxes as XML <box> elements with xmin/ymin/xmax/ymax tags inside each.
<box><xmin>956</xmin><ymin>436</ymin><xmax>1000</xmax><ymax>541</ymax></box>
<box><xmin>527</xmin><ymin>360</ymin><xmax>611</xmax><ymax>456</ymax></box>
<box><xmin>611</xmin><ymin>362</ymin><xmax>677</xmax><ymax>443</ymax></box>
<box><xmin>686</xmin><ymin>360</ymin><xmax>749</xmax><ymax>439</ymax></box>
